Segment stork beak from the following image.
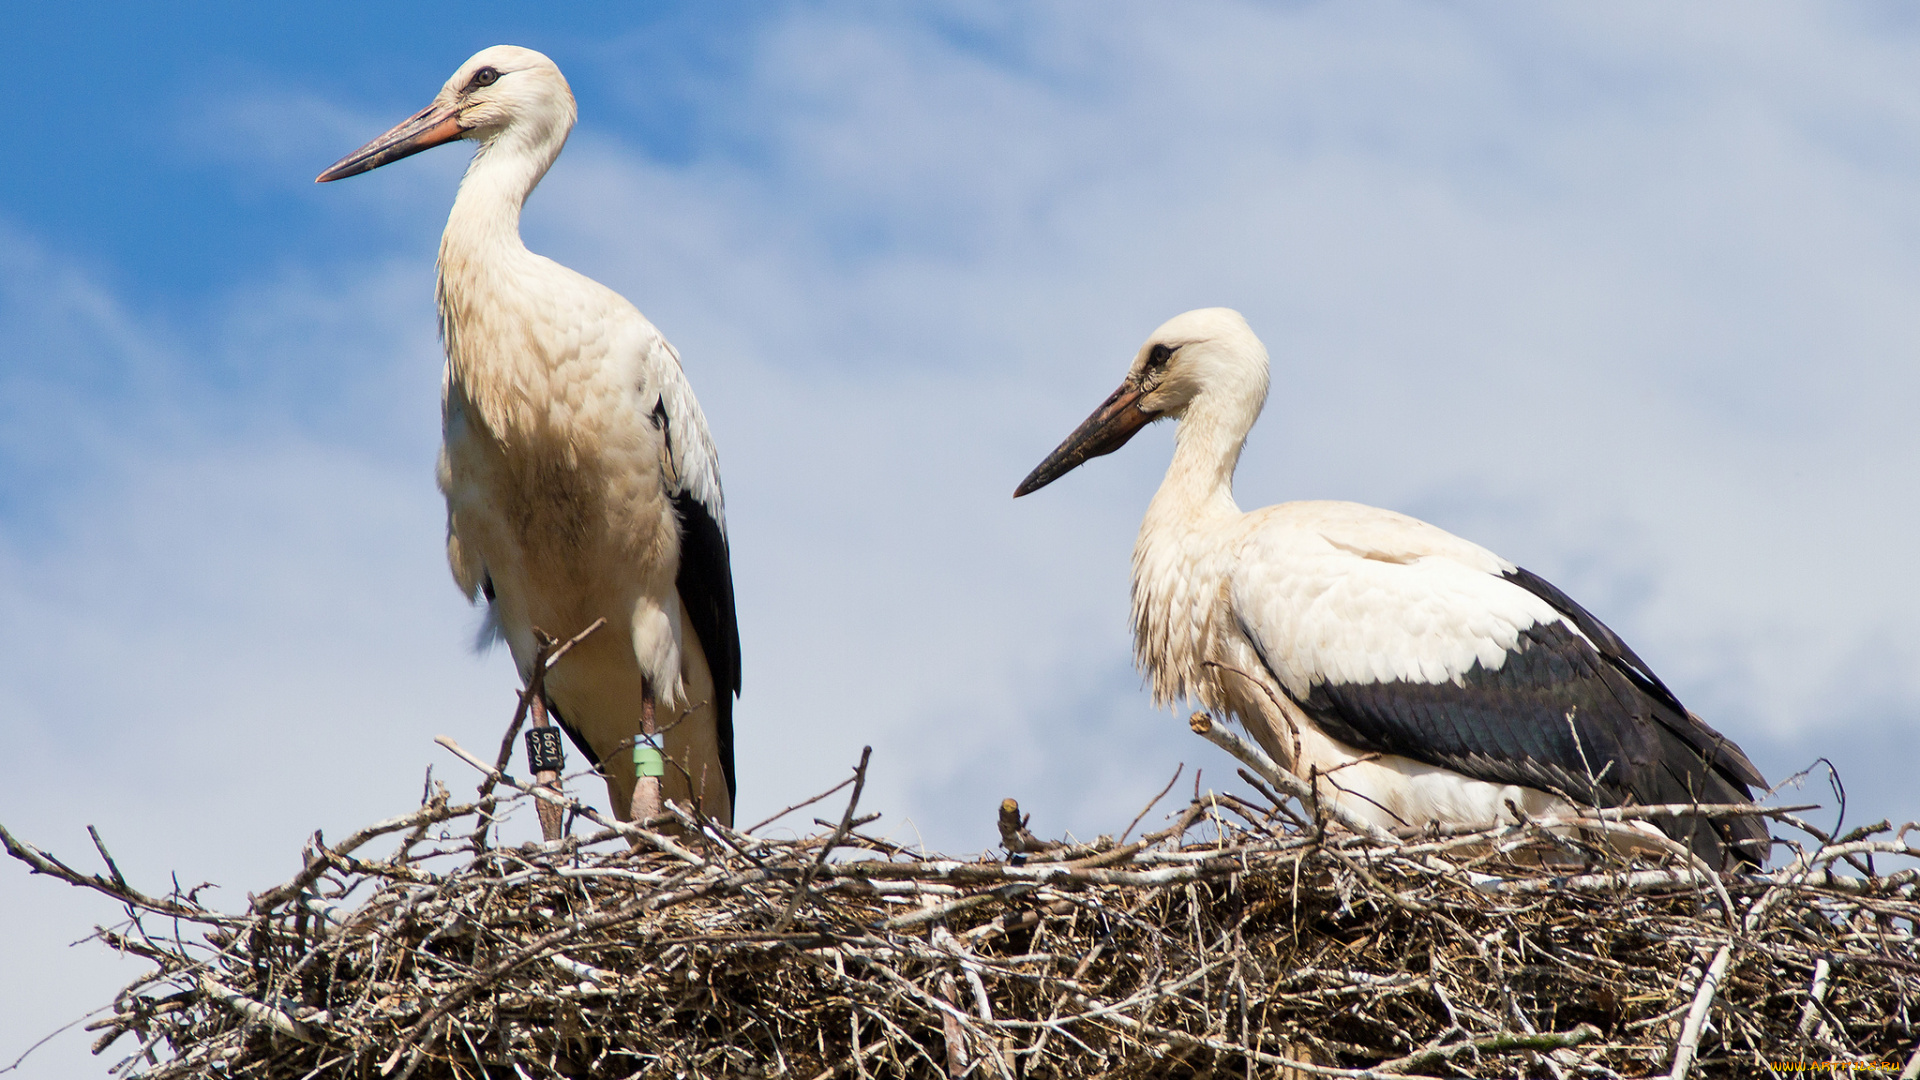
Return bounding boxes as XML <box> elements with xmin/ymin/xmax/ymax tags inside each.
<box><xmin>1014</xmin><ymin>378</ymin><xmax>1159</xmax><ymax>497</ymax></box>
<box><xmin>316</xmin><ymin>101</ymin><xmax>466</xmax><ymax>182</ymax></box>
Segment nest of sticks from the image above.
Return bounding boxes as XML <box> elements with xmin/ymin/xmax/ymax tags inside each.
<box><xmin>6</xmin><ymin>711</ymin><xmax>1919</xmax><ymax>1080</ymax></box>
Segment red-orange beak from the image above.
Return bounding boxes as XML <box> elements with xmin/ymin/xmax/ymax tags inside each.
<box><xmin>1014</xmin><ymin>377</ymin><xmax>1159</xmax><ymax>497</ymax></box>
<box><xmin>316</xmin><ymin>101</ymin><xmax>466</xmax><ymax>182</ymax></box>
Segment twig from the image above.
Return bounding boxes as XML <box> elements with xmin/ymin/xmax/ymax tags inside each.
<box><xmin>1377</xmin><ymin>1024</ymin><xmax>1602</xmax><ymax>1074</ymax></box>
<box><xmin>1122</xmin><ymin>765</ymin><xmax>1184</xmax><ymax>843</ymax></box>
<box><xmin>773</xmin><ymin>747</ymin><xmax>872</xmax><ymax>932</ymax></box>
<box><xmin>0</xmin><ymin>822</ymin><xmax>237</xmax><ymax>924</ymax></box>
<box><xmin>998</xmin><ymin>799</ymin><xmax>1066</xmax><ymax>855</ymax></box>
<box><xmin>86</xmin><ymin>826</ymin><xmax>130</xmax><ymax>893</ymax></box>
<box><xmin>1665</xmin><ymin>944</ymin><xmax>1733</xmax><ymax>1080</ymax></box>
<box><xmin>0</xmin><ymin>1010</ymin><xmax>105</xmax><ymax>1075</ymax></box>
<box><xmin>747</xmin><ymin>773</ymin><xmax>859</xmax><ymax>835</ymax></box>
<box><xmin>251</xmin><ymin>794</ymin><xmax>472</xmax><ymax>912</ymax></box>
<box><xmin>433</xmin><ymin>735</ymin><xmax>704</xmax><ymax>865</ymax></box>
<box><xmin>197</xmin><ymin>976</ymin><xmax>326</xmax><ymax>1045</ymax></box>
<box><xmin>1189</xmin><ymin>712</ymin><xmax>1398</xmax><ymax>843</ymax></box>
<box><xmin>477</xmin><ymin>617</ymin><xmax>605</xmax><ymax>804</ymax></box>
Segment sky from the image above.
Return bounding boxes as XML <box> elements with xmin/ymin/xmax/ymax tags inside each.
<box><xmin>5</xmin><ymin>2</ymin><xmax>1920</xmax><ymax>1074</ymax></box>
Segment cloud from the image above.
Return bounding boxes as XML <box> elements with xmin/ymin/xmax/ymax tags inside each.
<box><xmin>521</xmin><ymin>1</ymin><xmax>1920</xmax><ymax>791</ymax></box>
<box><xmin>8</xmin><ymin>4</ymin><xmax>1920</xmax><ymax>1074</ymax></box>
<box><xmin>0</xmin><ymin>223</ymin><xmax>528</xmax><ymax>1078</ymax></box>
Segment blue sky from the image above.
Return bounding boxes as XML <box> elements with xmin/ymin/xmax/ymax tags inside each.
<box><xmin>6</xmin><ymin>4</ymin><xmax>1920</xmax><ymax>1074</ymax></box>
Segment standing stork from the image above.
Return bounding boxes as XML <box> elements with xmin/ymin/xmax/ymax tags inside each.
<box><xmin>1016</xmin><ymin>308</ymin><xmax>1767</xmax><ymax>868</ymax></box>
<box><xmin>318</xmin><ymin>46</ymin><xmax>740</xmax><ymax>826</ymax></box>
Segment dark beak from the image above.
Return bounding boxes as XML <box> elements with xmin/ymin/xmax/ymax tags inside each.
<box><xmin>316</xmin><ymin>101</ymin><xmax>466</xmax><ymax>182</ymax></box>
<box><xmin>1014</xmin><ymin>378</ymin><xmax>1158</xmax><ymax>497</ymax></box>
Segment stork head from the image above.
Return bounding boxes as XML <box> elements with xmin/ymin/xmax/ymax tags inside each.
<box><xmin>316</xmin><ymin>46</ymin><xmax>576</xmax><ymax>183</ymax></box>
<box><xmin>1015</xmin><ymin>308</ymin><xmax>1269</xmax><ymax>497</ymax></box>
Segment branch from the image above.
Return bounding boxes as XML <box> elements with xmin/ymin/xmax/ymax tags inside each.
<box><xmin>433</xmin><ymin>736</ymin><xmax>705</xmax><ymax>866</ymax></box>
<box><xmin>251</xmin><ymin>793</ymin><xmax>474</xmax><ymax>913</ymax></box>
<box><xmin>774</xmin><ymin>747</ymin><xmax>872</xmax><ymax>932</ymax></box>
<box><xmin>0</xmin><ymin>821</ymin><xmax>236</xmax><ymax>924</ymax></box>
<box><xmin>1665</xmin><ymin>944</ymin><xmax>1732</xmax><ymax>1080</ymax></box>
<box><xmin>1378</xmin><ymin>1024</ymin><xmax>1602</xmax><ymax>1074</ymax></box>
<box><xmin>198</xmin><ymin>976</ymin><xmax>327</xmax><ymax>1046</ymax></box>
<box><xmin>997</xmin><ymin>799</ymin><xmax>1066</xmax><ymax>855</ymax></box>
<box><xmin>1188</xmin><ymin>712</ymin><xmax>1398</xmax><ymax>844</ymax></box>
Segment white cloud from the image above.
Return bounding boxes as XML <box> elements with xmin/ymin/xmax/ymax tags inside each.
<box><xmin>8</xmin><ymin>4</ymin><xmax>1920</xmax><ymax>1074</ymax></box>
<box><xmin>0</xmin><ymin>232</ymin><xmax>527</xmax><ymax>1078</ymax></box>
<box><xmin>522</xmin><ymin>1</ymin><xmax>1920</xmax><ymax>787</ymax></box>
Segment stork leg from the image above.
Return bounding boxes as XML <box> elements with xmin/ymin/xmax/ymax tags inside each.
<box><xmin>630</xmin><ymin>682</ymin><xmax>664</xmax><ymax>823</ymax></box>
<box><xmin>528</xmin><ymin>691</ymin><xmax>567</xmax><ymax>842</ymax></box>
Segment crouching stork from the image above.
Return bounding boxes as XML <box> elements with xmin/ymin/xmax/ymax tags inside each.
<box><xmin>1016</xmin><ymin>308</ymin><xmax>1767</xmax><ymax>869</ymax></box>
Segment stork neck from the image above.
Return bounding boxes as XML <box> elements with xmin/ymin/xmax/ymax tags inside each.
<box><xmin>1147</xmin><ymin>401</ymin><xmax>1251</xmax><ymax>526</ymax></box>
<box><xmin>442</xmin><ymin>129</ymin><xmax>565</xmax><ymax>258</ymax></box>
<box><xmin>435</xmin><ymin>127</ymin><xmax>570</xmax><ymax>436</ymax></box>
<box><xmin>1130</xmin><ymin>397</ymin><xmax>1250</xmax><ymax>714</ymax></box>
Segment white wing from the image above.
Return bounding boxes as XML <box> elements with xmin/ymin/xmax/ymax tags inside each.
<box><xmin>1228</xmin><ymin>501</ymin><xmax>1556</xmax><ymax>697</ymax></box>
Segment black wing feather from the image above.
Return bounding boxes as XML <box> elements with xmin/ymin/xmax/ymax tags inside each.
<box><xmin>1501</xmin><ymin>567</ymin><xmax>1766</xmax><ymax>792</ymax></box>
<box><xmin>1281</xmin><ymin>580</ymin><xmax>1768</xmax><ymax>868</ymax></box>
<box><xmin>672</xmin><ymin>490</ymin><xmax>740</xmax><ymax>803</ymax></box>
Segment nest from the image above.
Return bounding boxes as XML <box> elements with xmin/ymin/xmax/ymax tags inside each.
<box><xmin>6</xmin><ymin>722</ymin><xmax>1919</xmax><ymax>1080</ymax></box>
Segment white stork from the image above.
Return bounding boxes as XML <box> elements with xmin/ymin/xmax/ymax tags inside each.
<box><xmin>1015</xmin><ymin>308</ymin><xmax>1767</xmax><ymax>868</ymax></box>
<box><xmin>317</xmin><ymin>46</ymin><xmax>740</xmax><ymax>826</ymax></box>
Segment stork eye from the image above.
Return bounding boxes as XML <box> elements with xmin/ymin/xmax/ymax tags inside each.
<box><xmin>1146</xmin><ymin>343</ymin><xmax>1174</xmax><ymax>368</ymax></box>
<box><xmin>468</xmin><ymin>67</ymin><xmax>500</xmax><ymax>89</ymax></box>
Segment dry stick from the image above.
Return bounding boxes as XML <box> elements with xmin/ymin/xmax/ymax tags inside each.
<box><xmin>880</xmin><ymin>891</ymin><xmax>1005</xmax><ymax>932</ymax></box>
<box><xmin>1019</xmin><ymin>985</ymin><xmax>1443</xmax><ymax>1080</ymax></box>
<box><xmin>933</xmin><ymin>925</ymin><xmax>996</xmax><ymax>1023</ymax></box>
<box><xmin>86</xmin><ymin>826</ymin><xmax>131</xmax><ymax>893</ymax></box>
<box><xmin>6</xmin><ymin>1013</ymin><xmax>107</xmax><ymax>1074</ymax></box>
<box><xmin>1188</xmin><ymin>712</ymin><xmax>1399</xmax><ymax>844</ymax></box>
<box><xmin>434</xmin><ymin>736</ymin><xmax>704</xmax><ymax>866</ymax></box>
<box><xmin>1375</xmin><ymin>1024</ymin><xmax>1602</xmax><ymax>1075</ymax></box>
<box><xmin>746</xmin><ymin>773</ymin><xmax>859</xmax><ymax>834</ymax></box>
<box><xmin>374</xmin><ymin>881</ymin><xmax>673</xmax><ymax>1075</ymax></box>
<box><xmin>478</xmin><ymin>617</ymin><xmax>605</xmax><ymax>802</ymax></box>
<box><xmin>1665</xmin><ymin>823</ymin><xmax>1873</xmax><ymax>1080</ymax></box>
<box><xmin>1467</xmin><ymin>866</ymin><xmax>1844</xmax><ymax>897</ymax></box>
<box><xmin>1235</xmin><ymin>768</ymin><xmax>1315</xmax><ymax>831</ymax></box>
<box><xmin>664</xmin><ymin>800</ymin><xmax>772</xmax><ymax>874</ymax></box>
<box><xmin>196</xmin><ymin>975</ymin><xmax>325</xmax><ymax>1046</ymax></box>
<box><xmin>998</xmin><ymin>798</ymin><xmax>1067</xmax><ymax>855</ymax></box>
<box><xmin>938</xmin><ymin>971</ymin><xmax>969</xmax><ymax>1078</ymax></box>
<box><xmin>1794</xmin><ymin>958</ymin><xmax>1832</xmax><ymax>1039</ymax></box>
<box><xmin>802</xmin><ymin>1040</ymin><xmax>889</xmax><ymax>1080</ymax></box>
<box><xmin>251</xmin><ymin>798</ymin><xmax>478</xmax><ymax>913</ymax></box>
<box><xmin>773</xmin><ymin>747</ymin><xmax>872</xmax><ymax>932</ymax></box>
<box><xmin>1022</xmin><ymin>908</ymin><xmax>1108</xmax><ymax>1066</ymax></box>
<box><xmin>0</xmin><ymin>822</ymin><xmax>242</xmax><ymax>924</ymax></box>
<box><xmin>1121</xmin><ymin>764</ymin><xmax>1185</xmax><ymax>843</ymax></box>
<box><xmin>822</xmin><ymin>857</ymin><xmax>1211</xmax><ymax>887</ymax></box>
<box><xmin>857</xmin><ymin>959</ymin><xmax>1008</xmax><ymax>1078</ymax></box>
<box><xmin>1666</xmin><ymin>943</ymin><xmax>1735</xmax><ymax>1080</ymax></box>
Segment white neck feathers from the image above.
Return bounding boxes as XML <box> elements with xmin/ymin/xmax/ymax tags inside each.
<box><xmin>435</xmin><ymin>124</ymin><xmax>572</xmax><ymax>442</ymax></box>
<box><xmin>1129</xmin><ymin>372</ymin><xmax>1265</xmax><ymax>710</ymax></box>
